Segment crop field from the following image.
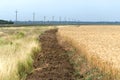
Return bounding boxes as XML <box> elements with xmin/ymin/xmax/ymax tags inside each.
<box><xmin>1</xmin><ymin>25</ymin><xmax>120</xmax><ymax>80</ymax></box>
<box><xmin>58</xmin><ymin>25</ymin><xmax>120</xmax><ymax>79</ymax></box>
<box><xmin>0</xmin><ymin>26</ymin><xmax>54</xmax><ymax>80</ymax></box>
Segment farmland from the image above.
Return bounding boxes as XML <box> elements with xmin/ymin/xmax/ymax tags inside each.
<box><xmin>0</xmin><ymin>26</ymin><xmax>54</xmax><ymax>80</ymax></box>
<box><xmin>1</xmin><ymin>25</ymin><xmax>120</xmax><ymax>80</ymax></box>
<box><xmin>58</xmin><ymin>25</ymin><xmax>120</xmax><ymax>79</ymax></box>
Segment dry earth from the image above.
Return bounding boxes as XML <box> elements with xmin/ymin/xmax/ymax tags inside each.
<box><xmin>26</xmin><ymin>29</ymin><xmax>76</xmax><ymax>80</ymax></box>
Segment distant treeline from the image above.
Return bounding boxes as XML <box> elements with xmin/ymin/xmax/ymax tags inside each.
<box><xmin>14</xmin><ymin>21</ymin><xmax>120</xmax><ymax>25</ymax></box>
<box><xmin>1</xmin><ymin>20</ymin><xmax>120</xmax><ymax>26</ymax></box>
<box><xmin>0</xmin><ymin>20</ymin><xmax>14</xmax><ymax>24</ymax></box>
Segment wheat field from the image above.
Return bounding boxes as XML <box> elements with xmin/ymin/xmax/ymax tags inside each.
<box><xmin>58</xmin><ymin>25</ymin><xmax>120</xmax><ymax>79</ymax></box>
<box><xmin>0</xmin><ymin>26</ymin><xmax>54</xmax><ymax>80</ymax></box>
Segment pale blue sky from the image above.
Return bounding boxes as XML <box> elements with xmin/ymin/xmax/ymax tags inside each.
<box><xmin>0</xmin><ymin>0</ymin><xmax>120</xmax><ymax>21</ymax></box>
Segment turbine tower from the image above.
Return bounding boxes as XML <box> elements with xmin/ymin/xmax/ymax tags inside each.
<box><xmin>33</xmin><ymin>12</ymin><xmax>35</xmax><ymax>22</ymax></box>
<box><xmin>15</xmin><ymin>10</ymin><xmax>18</xmax><ymax>22</ymax></box>
<box><xmin>52</xmin><ymin>16</ymin><xmax>54</xmax><ymax>21</ymax></box>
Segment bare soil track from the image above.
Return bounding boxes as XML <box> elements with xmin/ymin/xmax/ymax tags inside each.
<box><xmin>26</xmin><ymin>29</ymin><xmax>76</xmax><ymax>80</ymax></box>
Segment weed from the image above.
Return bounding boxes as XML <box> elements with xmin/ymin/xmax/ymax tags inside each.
<box><xmin>16</xmin><ymin>32</ymin><xmax>25</xmax><ymax>39</ymax></box>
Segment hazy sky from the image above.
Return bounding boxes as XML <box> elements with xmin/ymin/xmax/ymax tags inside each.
<box><xmin>0</xmin><ymin>0</ymin><xmax>120</xmax><ymax>21</ymax></box>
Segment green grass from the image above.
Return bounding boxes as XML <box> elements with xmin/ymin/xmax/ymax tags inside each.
<box><xmin>0</xmin><ymin>26</ymin><xmax>54</xmax><ymax>80</ymax></box>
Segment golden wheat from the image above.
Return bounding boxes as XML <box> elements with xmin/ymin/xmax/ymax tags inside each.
<box><xmin>58</xmin><ymin>25</ymin><xmax>120</xmax><ymax>79</ymax></box>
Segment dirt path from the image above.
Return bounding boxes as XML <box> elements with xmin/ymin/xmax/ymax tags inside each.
<box><xmin>26</xmin><ymin>29</ymin><xmax>75</xmax><ymax>80</ymax></box>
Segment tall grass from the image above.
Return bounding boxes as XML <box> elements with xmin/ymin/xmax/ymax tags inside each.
<box><xmin>0</xmin><ymin>26</ymin><xmax>54</xmax><ymax>80</ymax></box>
<box><xmin>57</xmin><ymin>25</ymin><xmax>120</xmax><ymax>79</ymax></box>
